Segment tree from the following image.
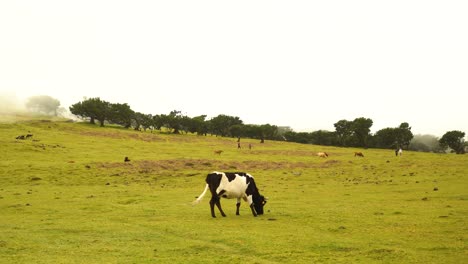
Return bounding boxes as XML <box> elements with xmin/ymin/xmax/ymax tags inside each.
<box><xmin>373</xmin><ymin>122</ymin><xmax>413</xmax><ymax>149</ymax></box>
<box><xmin>334</xmin><ymin>119</ymin><xmax>353</xmax><ymax>146</ymax></box>
<box><xmin>394</xmin><ymin>122</ymin><xmax>413</xmax><ymax>149</ymax></box>
<box><xmin>209</xmin><ymin>114</ymin><xmax>243</xmax><ymax>137</ymax></box>
<box><xmin>374</xmin><ymin>128</ymin><xmax>397</xmax><ymax>149</ymax></box>
<box><xmin>69</xmin><ymin>97</ymin><xmax>111</xmax><ymax>126</ymax></box>
<box><xmin>351</xmin><ymin>117</ymin><xmax>373</xmax><ymax>148</ymax></box>
<box><xmin>439</xmin><ymin>130</ymin><xmax>466</xmax><ymax>154</ymax></box>
<box><xmin>186</xmin><ymin>115</ymin><xmax>209</xmax><ymax>135</ymax></box>
<box><xmin>134</xmin><ymin>112</ymin><xmax>154</xmax><ymax>131</ymax></box>
<box><xmin>109</xmin><ymin>103</ymin><xmax>134</xmax><ymax>128</ymax></box>
<box><xmin>258</xmin><ymin>124</ymin><xmax>279</xmax><ymax>142</ymax></box>
<box><xmin>26</xmin><ymin>95</ymin><xmax>60</xmax><ymax>116</ymax></box>
<box><xmin>161</xmin><ymin>110</ymin><xmax>185</xmax><ymax>134</ymax></box>
<box><xmin>309</xmin><ymin>130</ymin><xmax>336</xmax><ymax>146</ymax></box>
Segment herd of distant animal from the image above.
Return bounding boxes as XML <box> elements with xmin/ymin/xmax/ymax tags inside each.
<box><xmin>14</xmin><ymin>132</ymin><xmax>403</xmax><ymax>218</ymax></box>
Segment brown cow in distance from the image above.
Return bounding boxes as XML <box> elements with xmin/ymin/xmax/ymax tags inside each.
<box><xmin>354</xmin><ymin>152</ymin><xmax>364</xmax><ymax>157</ymax></box>
<box><xmin>317</xmin><ymin>152</ymin><xmax>328</xmax><ymax>158</ymax></box>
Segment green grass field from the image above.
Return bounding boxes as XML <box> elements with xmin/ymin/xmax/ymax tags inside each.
<box><xmin>1</xmin><ymin>117</ymin><xmax>467</xmax><ymax>263</ymax></box>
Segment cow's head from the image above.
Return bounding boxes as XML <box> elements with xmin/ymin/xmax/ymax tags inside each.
<box><xmin>254</xmin><ymin>195</ymin><xmax>267</xmax><ymax>215</ymax></box>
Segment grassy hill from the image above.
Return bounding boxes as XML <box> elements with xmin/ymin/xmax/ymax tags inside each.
<box><xmin>1</xmin><ymin>117</ymin><xmax>467</xmax><ymax>263</ymax></box>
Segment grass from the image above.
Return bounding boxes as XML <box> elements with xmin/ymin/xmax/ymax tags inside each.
<box><xmin>1</xmin><ymin>117</ymin><xmax>467</xmax><ymax>263</ymax></box>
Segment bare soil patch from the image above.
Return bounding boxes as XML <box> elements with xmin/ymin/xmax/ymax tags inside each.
<box><xmin>94</xmin><ymin>158</ymin><xmax>342</xmax><ymax>174</ymax></box>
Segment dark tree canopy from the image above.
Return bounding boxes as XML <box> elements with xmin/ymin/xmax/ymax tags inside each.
<box><xmin>69</xmin><ymin>97</ymin><xmax>111</xmax><ymax>126</ymax></box>
<box><xmin>351</xmin><ymin>117</ymin><xmax>373</xmax><ymax>148</ymax></box>
<box><xmin>334</xmin><ymin>119</ymin><xmax>353</xmax><ymax>146</ymax></box>
<box><xmin>373</xmin><ymin>122</ymin><xmax>413</xmax><ymax>149</ymax></box>
<box><xmin>439</xmin><ymin>130</ymin><xmax>466</xmax><ymax>154</ymax></box>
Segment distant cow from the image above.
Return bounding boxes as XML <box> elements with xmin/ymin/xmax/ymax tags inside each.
<box><xmin>317</xmin><ymin>152</ymin><xmax>328</xmax><ymax>158</ymax></box>
<box><xmin>354</xmin><ymin>152</ymin><xmax>364</xmax><ymax>157</ymax></box>
<box><xmin>213</xmin><ymin>150</ymin><xmax>223</xmax><ymax>155</ymax></box>
<box><xmin>193</xmin><ymin>172</ymin><xmax>267</xmax><ymax>218</ymax></box>
<box><xmin>395</xmin><ymin>148</ymin><xmax>403</xmax><ymax>156</ymax></box>
<box><xmin>16</xmin><ymin>135</ymin><xmax>25</xmax><ymax>140</ymax></box>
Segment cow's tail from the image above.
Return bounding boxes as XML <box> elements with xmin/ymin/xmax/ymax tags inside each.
<box><xmin>192</xmin><ymin>184</ymin><xmax>209</xmax><ymax>205</ymax></box>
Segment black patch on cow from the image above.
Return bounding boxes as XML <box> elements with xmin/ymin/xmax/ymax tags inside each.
<box><xmin>205</xmin><ymin>172</ymin><xmax>223</xmax><ymax>192</ymax></box>
<box><xmin>225</xmin><ymin>172</ymin><xmax>238</xmax><ymax>182</ymax></box>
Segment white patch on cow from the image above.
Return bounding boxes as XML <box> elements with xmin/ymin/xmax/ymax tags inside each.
<box><xmin>217</xmin><ymin>174</ymin><xmax>248</xmax><ymax>198</ymax></box>
<box><xmin>210</xmin><ymin>172</ymin><xmax>254</xmax><ymax>205</ymax></box>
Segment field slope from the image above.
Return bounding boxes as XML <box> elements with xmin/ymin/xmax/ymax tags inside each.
<box><xmin>1</xmin><ymin>118</ymin><xmax>467</xmax><ymax>263</ymax></box>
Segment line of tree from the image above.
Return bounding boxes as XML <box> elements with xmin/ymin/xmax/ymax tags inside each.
<box><xmin>69</xmin><ymin>98</ymin><xmax>283</xmax><ymax>142</ymax></box>
<box><xmin>283</xmin><ymin>118</ymin><xmax>414</xmax><ymax>149</ymax></box>
<box><xmin>67</xmin><ymin>97</ymin><xmax>466</xmax><ymax>153</ymax></box>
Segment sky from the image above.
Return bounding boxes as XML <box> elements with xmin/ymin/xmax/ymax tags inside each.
<box><xmin>1</xmin><ymin>1</ymin><xmax>467</xmax><ymax>137</ymax></box>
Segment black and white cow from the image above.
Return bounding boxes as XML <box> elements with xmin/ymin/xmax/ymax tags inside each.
<box><xmin>193</xmin><ymin>171</ymin><xmax>267</xmax><ymax>218</ymax></box>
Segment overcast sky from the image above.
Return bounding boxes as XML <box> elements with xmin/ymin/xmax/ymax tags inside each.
<box><xmin>1</xmin><ymin>1</ymin><xmax>467</xmax><ymax>137</ymax></box>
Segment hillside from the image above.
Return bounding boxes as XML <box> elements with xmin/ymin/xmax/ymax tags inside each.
<box><xmin>1</xmin><ymin>117</ymin><xmax>467</xmax><ymax>263</ymax></box>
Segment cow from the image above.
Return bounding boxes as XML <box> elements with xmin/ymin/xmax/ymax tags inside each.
<box><xmin>317</xmin><ymin>152</ymin><xmax>328</xmax><ymax>158</ymax></box>
<box><xmin>213</xmin><ymin>150</ymin><xmax>223</xmax><ymax>155</ymax></box>
<box><xmin>354</xmin><ymin>152</ymin><xmax>364</xmax><ymax>157</ymax></box>
<box><xmin>193</xmin><ymin>171</ymin><xmax>267</xmax><ymax>218</ymax></box>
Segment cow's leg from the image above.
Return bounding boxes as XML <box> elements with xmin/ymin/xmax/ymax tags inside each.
<box><xmin>215</xmin><ymin>199</ymin><xmax>226</xmax><ymax>217</ymax></box>
<box><xmin>236</xmin><ymin>198</ymin><xmax>241</xmax><ymax>215</ymax></box>
<box><xmin>246</xmin><ymin>195</ymin><xmax>258</xmax><ymax>217</ymax></box>
<box><xmin>209</xmin><ymin>197</ymin><xmax>217</xmax><ymax>218</ymax></box>
<box><xmin>249</xmin><ymin>204</ymin><xmax>258</xmax><ymax>217</ymax></box>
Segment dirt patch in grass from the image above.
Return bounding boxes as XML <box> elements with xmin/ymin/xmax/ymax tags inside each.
<box><xmin>94</xmin><ymin>158</ymin><xmax>340</xmax><ymax>174</ymax></box>
<box><xmin>78</xmin><ymin>131</ymin><xmax>165</xmax><ymax>142</ymax></box>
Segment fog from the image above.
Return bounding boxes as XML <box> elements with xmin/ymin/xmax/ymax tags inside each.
<box><xmin>0</xmin><ymin>92</ymin><xmax>26</xmax><ymax>113</ymax></box>
<box><xmin>409</xmin><ymin>134</ymin><xmax>442</xmax><ymax>153</ymax></box>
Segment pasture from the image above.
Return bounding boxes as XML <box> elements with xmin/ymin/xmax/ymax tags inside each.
<box><xmin>1</xmin><ymin>117</ymin><xmax>467</xmax><ymax>263</ymax></box>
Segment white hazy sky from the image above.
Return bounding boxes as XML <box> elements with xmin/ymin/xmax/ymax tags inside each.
<box><xmin>1</xmin><ymin>1</ymin><xmax>467</xmax><ymax>137</ymax></box>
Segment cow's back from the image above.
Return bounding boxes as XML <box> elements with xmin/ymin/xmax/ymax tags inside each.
<box><xmin>206</xmin><ymin>172</ymin><xmax>253</xmax><ymax>199</ymax></box>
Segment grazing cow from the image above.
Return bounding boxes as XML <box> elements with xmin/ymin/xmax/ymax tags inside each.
<box><xmin>124</xmin><ymin>156</ymin><xmax>130</xmax><ymax>162</ymax></box>
<box><xmin>398</xmin><ymin>148</ymin><xmax>403</xmax><ymax>156</ymax></box>
<box><xmin>354</xmin><ymin>152</ymin><xmax>364</xmax><ymax>157</ymax></box>
<box><xmin>193</xmin><ymin>171</ymin><xmax>267</xmax><ymax>218</ymax></box>
<box><xmin>317</xmin><ymin>152</ymin><xmax>328</xmax><ymax>158</ymax></box>
<box><xmin>213</xmin><ymin>150</ymin><xmax>223</xmax><ymax>155</ymax></box>
<box><xmin>16</xmin><ymin>135</ymin><xmax>25</xmax><ymax>140</ymax></box>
